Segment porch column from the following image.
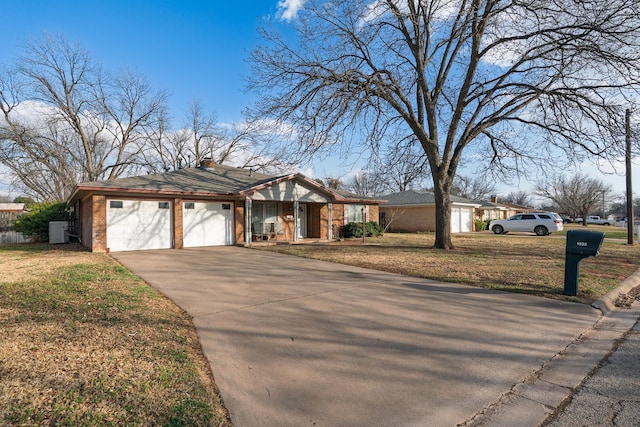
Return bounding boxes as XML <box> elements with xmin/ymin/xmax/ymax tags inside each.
<box><xmin>245</xmin><ymin>198</ymin><xmax>253</xmax><ymax>244</ymax></box>
<box><xmin>293</xmin><ymin>200</ymin><xmax>299</xmax><ymax>242</ymax></box>
<box><xmin>327</xmin><ymin>203</ymin><xmax>333</xmax><ymax>240</ymax></box>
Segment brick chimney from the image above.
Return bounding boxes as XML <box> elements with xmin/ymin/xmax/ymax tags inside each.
<box><xmin>200</xmin><ymin>158</ymin><xmax>215</xmax><ymax>169</ymax></box>
<box><xmin>490</xmin><ymin>195</ymin><xmax>498</xmax><ymax>203</ymax></box>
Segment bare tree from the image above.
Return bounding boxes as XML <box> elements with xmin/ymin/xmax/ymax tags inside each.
<box><xmin>315</xmin><ymin>177</ymin><xmax>343</xmax><ymax>190</ymax></box>
<box><xmin>535</xmin><ymin>173</ymin><xmax>612</xmax><ymax>224</ymax></box>
<box><xmin>372</xmin><ymin>139</ymin><xmax>430</xmax><ymax>193</ymax></box>
<box><xmin>381</xmin><ymin>207</ymin><xmax>406</xmax><ymax>232</ymax></box>
<box><xmin>344</xmin><ymin>171</ymin><xmax>386</xmax><ymax>197</ymax></box>
<box><xmin>502</xmin><ymin>190</ymin><xmax>533</xmax><ymax>207</ymax></box>
<box><xmin>139</xmin><ymin>100</ymin><xmax>296</xmax><ymax>174</ymax></box>
<box><xmin>0</xmin><ymin>33</ymin><xmax>167</xmax><ymax>200</ymax></box>
<box><xmin>248</xmin><ymin>0</ymin><xmax>640</xmax><ymax>249</ymax></box>
<box><xmin>452</xmin><ymin>175</ymin><xmax>496</xmax><ymax>201</ymax></box>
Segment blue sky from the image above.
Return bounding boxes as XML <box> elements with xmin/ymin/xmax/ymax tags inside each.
<box><xmin>1</xmin><ymin>0</ymin><xmax>637</xmax><ymax>200</ymax></box>
<box><xmin>1</xmin><ymin>0</ymin><xmax>296</xmax><ymax>123</ymax></box>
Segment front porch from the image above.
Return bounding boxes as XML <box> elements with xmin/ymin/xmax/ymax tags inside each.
<box><xmin>245</xmin><ymin>200</ymin><xmax>337</xmax><ymax>243</ymax></box>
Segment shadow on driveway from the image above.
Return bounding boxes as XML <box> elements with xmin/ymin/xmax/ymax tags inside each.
<box><xmin>112</xmin><ymin>246</ymin><xmax>599</xmax><ymax>427</ymax></box>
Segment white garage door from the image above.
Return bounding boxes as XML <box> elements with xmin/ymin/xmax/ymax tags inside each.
<box><xmin>107</xmin><ymin>200</ymin><xmax>172</xmax><ymax>252</ymax></box>
<box><xmin>451</xmin><ymin>206</ymin><xmax>473</xmax><ymax>233</ymax></box>
<box><xmin>451</xmin><ymin>207</ymin><xmax>461</xmax><ymax>233</ymax></box>
<box><xmin>183</xmin><ymin>201</ymin><xmax>234</xmax><ymax>247</ymax></box>
<box><xmin>460</xmin><ymin>207</ymin><xmax>473</xmax><ymax>232</ymax></box>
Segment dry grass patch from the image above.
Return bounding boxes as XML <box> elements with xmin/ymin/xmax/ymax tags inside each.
<box><xmin>0</xmin><ymin>244</ymin><xmax>231</xmax><ymax>426</ymax></box>
<box><xmin>259</xmin><ymin>233</ymin><xmax>640</xmax><ymax>304</ymax></box>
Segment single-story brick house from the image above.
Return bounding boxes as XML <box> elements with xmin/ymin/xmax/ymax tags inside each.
<box><xmin>67</xmin><ymin>160</ymin><xmax>383</xmax><ymax>252</ymax></box>
<box><xmin>475</xmin><ymin>196</ymin><xmax>534</xmax><ymax>222</ymax></box>
<box><xmin>379</xmin><ymin>190</ymin><xmax>481</xmax><ymax>233</ymax></box>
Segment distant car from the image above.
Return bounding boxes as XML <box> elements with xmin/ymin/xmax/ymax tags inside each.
<box><xmin>489</xmin><ymin>212</ymin><xmax>564</xmax><ymax>236</ymax></box>
<box><xmin>574</xmin><ymin>216</ymin><xmax>612</xmax><ymax>226</ymax></box>
<box><xmin>562</xmin><ymin>216</ymin><xmax>573</xmax><ymax>224</ymax></box>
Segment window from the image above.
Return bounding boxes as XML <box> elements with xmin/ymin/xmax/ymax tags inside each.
<box><xmin>109</xmin><ymin>201</ymin><xmax>123</xmax><ymax>209</ymax></box>
<box><xmin>158</xmin><ymin>202</ymin><xmax>170</xmax><ymax>209</ymax></box>
<box><xmin>538</xmin><ymin>214</ymin><xmax>550</xmax><ymax>219</ymax></box>
<box><xmin>522</xmin><ymin>214</ymin><xmax>536</xmax><ymax>220</ymax></box>
<box><xmin>222</xmin><ymin>203</ymin><xmax>231</xmax><ymax>210</ymax></box>
<box><xmin>253</xmin><ymin>202</ymin><xmax>278</xmax><ymax>235</ymax></box>
<box><xmin>184</xmin><ymin>202</ymin><xmax>195</xmax><ymax>209</ymax></box>
<box><xmin>347</xmin><ymin>204</ymin><xmax>365</xmax><ymax>223</ymax></box>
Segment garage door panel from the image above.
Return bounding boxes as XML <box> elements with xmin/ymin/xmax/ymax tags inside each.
<box><xmin>107</xmin><ymin>200</ymin><xmax>171</xmax><ymax>252</ymax></box>
<box><xmin>451</xmin><ymin>207</ymin><xmax>461</xmax><ymax>233</ymax></box>
<box><xmin>183</xmin><ymin>202</ymin><xmax>234</xmax><ymax>247</ymax></box>
<box><xmin>460</xmin><ymin>208</ymin><xmax>472</xmax><ymax>233</ymax></box>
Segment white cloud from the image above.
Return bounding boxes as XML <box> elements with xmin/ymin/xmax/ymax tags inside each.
<box><xmin>278</xmin><ymin>0</ymin><xmax>306</xmax><ymax>21</ymax></box>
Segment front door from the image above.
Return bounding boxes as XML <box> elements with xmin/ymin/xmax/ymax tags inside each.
<box><xmin>297</xmin><ymin>203</ymin><xmax>307</xmax><ymax>238</ymax></box>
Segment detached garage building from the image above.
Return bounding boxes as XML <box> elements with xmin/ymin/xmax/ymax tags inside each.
<box><xmin>67</xmin><ymin>160</ymin><xmax>381</xmax><ymax>252</ymax></box>
<box><xmin>379</xmin><ymin>190</ymin><xmax>481</xmax><ymax>233</ymax></box>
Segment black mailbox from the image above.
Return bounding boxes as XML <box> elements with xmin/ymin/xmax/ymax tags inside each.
<box><xmin>564</xmin><ymin>229</ymin><xmax>605</xmax><ymax>296</ymax></box>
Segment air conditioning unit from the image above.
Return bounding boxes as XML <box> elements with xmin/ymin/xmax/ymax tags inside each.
<box><xmin>49</xmin><ymin>221</ymin><xmax>70</xmax><ymax>244</ymax></box>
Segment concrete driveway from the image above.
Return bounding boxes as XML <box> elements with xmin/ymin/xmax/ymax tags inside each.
<box><xmin>112</xmin><ymin>246</ymin><xmax>600</xmax><ymax>426</ymax></box>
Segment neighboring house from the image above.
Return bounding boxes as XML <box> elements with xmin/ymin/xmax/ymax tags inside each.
<box><xmin>0</xmin><ymin>203</ymin><xmax>31</xmax><ymax>244</ymax></box>
<box><xmin>67</xmin><ymin>159</ymin><xmax>383</xmax><ymax>252</ymax></box>
<box><xmin>378</xmin><ymin>190</ymin><xmax>481</xmax><ymax>233</ymax></box>
<box><xmin>475</xmin><ymin>196</ymin><xmax>533</xmax><ymax>222</ymax></box>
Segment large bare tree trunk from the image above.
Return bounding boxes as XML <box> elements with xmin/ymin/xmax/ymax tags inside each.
<box><xmin>433</xmin><ymin>184</ymin><xmax>453</xmax><ymax>250</ymax></box>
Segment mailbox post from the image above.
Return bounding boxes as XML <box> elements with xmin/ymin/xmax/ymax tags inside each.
<box><xmin>564</xmin><ymin>229</ymin><xmax>605</xmax><ymax>296</ymax></box>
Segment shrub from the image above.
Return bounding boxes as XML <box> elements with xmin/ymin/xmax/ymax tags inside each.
<box><xmin>342</xmin><ymin>221</ymin><xmax>384</xmax><ymax>238</ymax></box>
<box><xmin>14</xmin><ymin>202</ymin><xmax>70</xmax><ymax>242</ymax></box>
<box><xmin>474</xmin><ymin>219</ymin><xmax>487</xmax><ymax>231</ymax></box>
<box><xmin>365</xmin><ymin>221</ymin><xmax>384</xmax><ymax>237</ymax></box>
<box><xmin>342</xmin><ymin>222</ymin><xmax>363</xmax><ymax>238</ymax></box>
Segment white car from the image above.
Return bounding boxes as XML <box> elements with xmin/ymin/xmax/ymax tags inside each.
<box><xmin>489</xmin><ymin>212</ymin><xmax>564</xmax><ymax>236</ymax></box>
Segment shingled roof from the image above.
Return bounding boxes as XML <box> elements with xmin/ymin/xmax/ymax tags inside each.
<box><xmin>68</xmin><ymin>163</ymin><xmax>384</xmax><ymax>204</ymax></box>
<box><xmin>73</xmin><ymin>164</ymin><xmax>280</xmax><ymax>195</ymax></box>
<box><xmin>381</xmin><ymin>190</ymin><xmax>481</xmax><ymax>206</ymax></box>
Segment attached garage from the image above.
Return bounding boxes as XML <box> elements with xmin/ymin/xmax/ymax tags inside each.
<box><xmin>451</xmin><ymin>206</ymin><xmax>474</xmax><ymax>233</ymax></box>
<box><xmin>183</xmin><ymin>201</ymin><xmax>235</xmax><ymax>247</ymax></box>
<box><xmin>107</xmin><ymin>199</ymin><xmax>172</xmax><ymax>252</ymax></box>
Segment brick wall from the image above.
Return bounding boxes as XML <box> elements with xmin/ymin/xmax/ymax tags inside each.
<box><xmin>380</xmin><ymin>205</ymin><xmax>436</xmax><ymax>232</ymax></box>
<box><xmin>91</xmin><ymin>195</ymin><xmax>107</xmax><ymax>252</ymax></box>
<box><xmin>79</xmin><ymin>196</ymin><xmax>93</xmax><ymax>250</ymax></box>
<box><xmin>235</xmin><ymin>203</ymin><xmax>245</xmax><ymax>243</ymax></box>
<box><xmin>173</xmin><ymin>199</ymin><xmax>183</xmax><ymax>249</ymax></box>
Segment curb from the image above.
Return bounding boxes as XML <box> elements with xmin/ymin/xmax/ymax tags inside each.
<box><xmin>591</xmin><ymin>268</ymin><xmax>640</xmax><ymax>314</ymax></box>
<box><xmin>462</xmin><ymin>269</ymin><xmax>640</xmax><ymax>426</ymax></box>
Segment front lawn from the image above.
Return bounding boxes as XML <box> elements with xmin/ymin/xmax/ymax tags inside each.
<box><xmin>0</xmin><ymin>244</ymin><xmax>231</xmax><ymax>426</ymax></box>
<box><xmin>258</xmin><ymin>232</ymin><xmax>640</xmax><ymax>305</ymax></box>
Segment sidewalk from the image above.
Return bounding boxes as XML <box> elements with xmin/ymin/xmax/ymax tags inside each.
<box><xmin>544</xmin><ymin>293</ymin><xmax>640</xmax><ymax>426</ymax></box>
<box><xmin>463</xmin><ymin>282</ymin><xmax>640</xmax><ymax>426</ymax></box>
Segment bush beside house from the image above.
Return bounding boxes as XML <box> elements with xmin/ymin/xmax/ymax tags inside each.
<box><xmin>14</xmin><ymin>202</ymin><xmax>70</xmax><ymax>242</ymax></box>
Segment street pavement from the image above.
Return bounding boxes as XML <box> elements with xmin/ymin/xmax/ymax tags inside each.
<box><xmin>544</xmin><ymin>301</ymin><xmax>640</xmax><ymax>426</ymax></box>
<box><xmin>112</xmin><ymin>247</ymin><xmax>640</xmax><ymax>426</ymax></box>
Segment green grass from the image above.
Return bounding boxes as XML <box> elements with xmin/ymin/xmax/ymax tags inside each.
<box><xmin>0</xmin><ymin>244</ymin><xmax>231</xmax><ymax>426</ymax></box>
<box><xmin>259</xmin><ymin>232</ymin><xmax>640</xmax><ymax>305</ymax></box>
<box><xmin>557</xmin><ymin>223</ymin><xmax>630</xmax><ymax>239</ymax></box>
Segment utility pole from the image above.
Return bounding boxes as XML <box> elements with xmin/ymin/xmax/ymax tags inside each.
<box><xmin>626</xmin><ymin>109</ymin><xmax>634</xmax><ymax>245</ymax></box>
